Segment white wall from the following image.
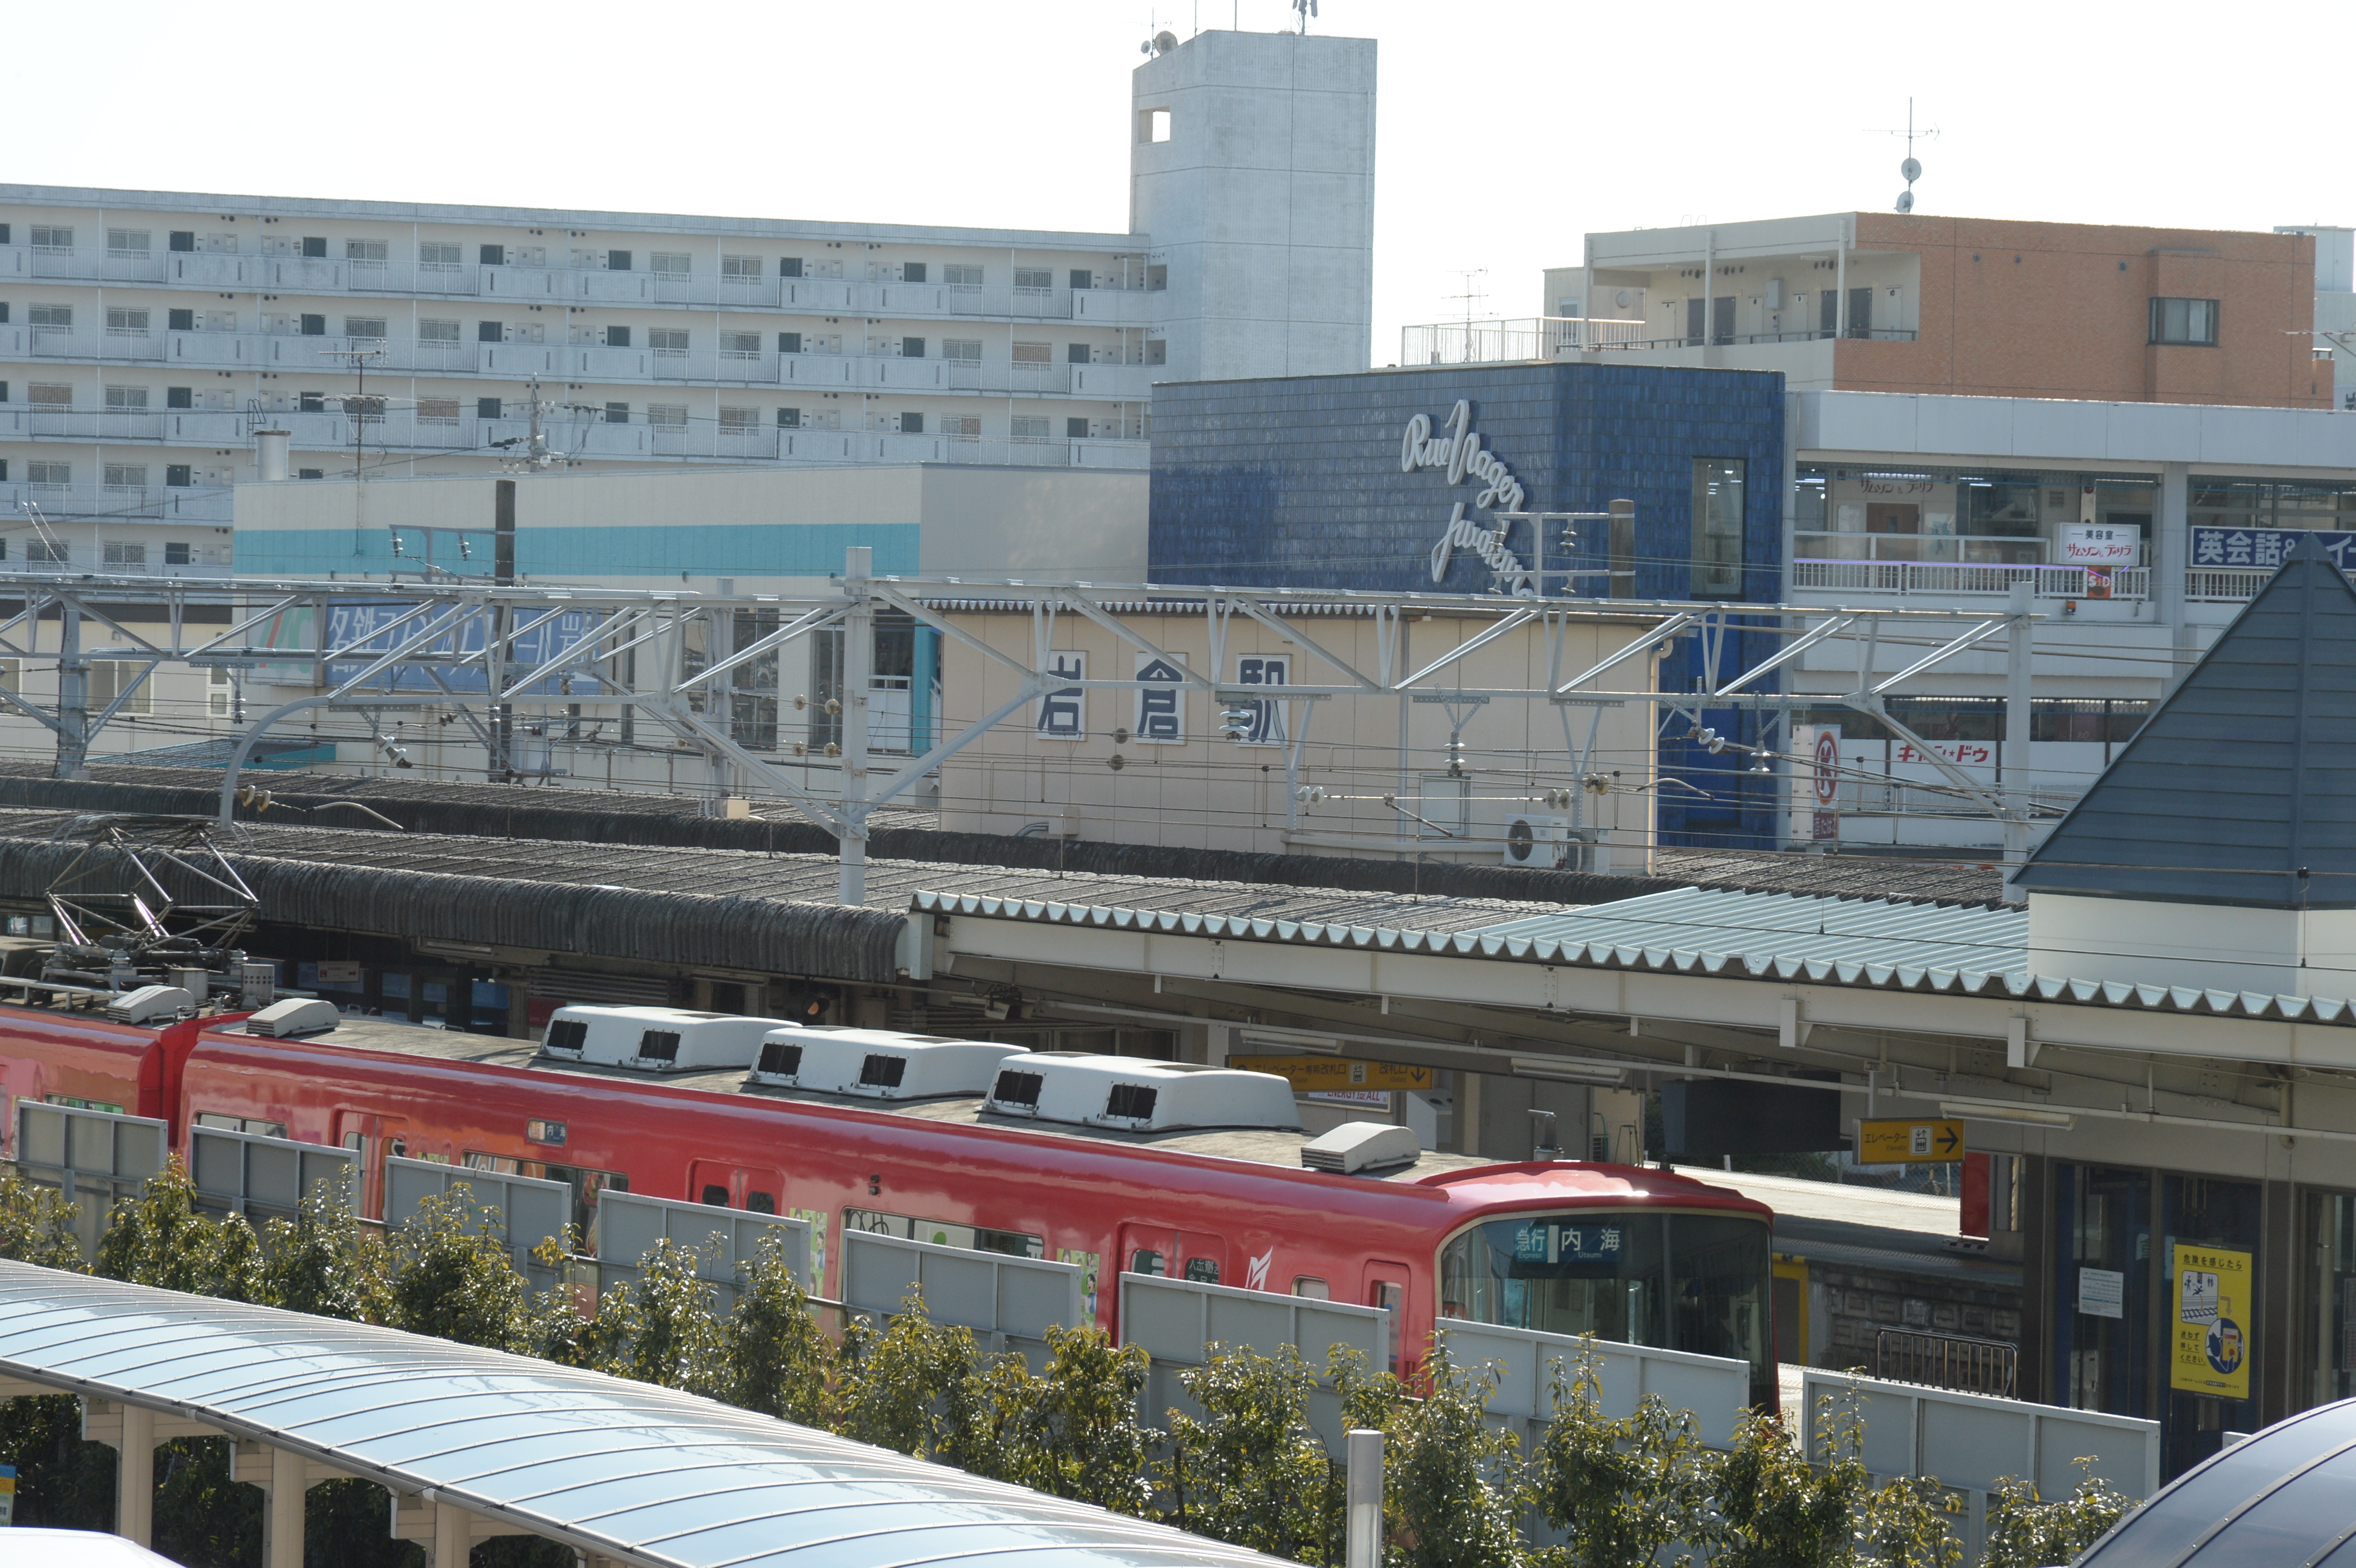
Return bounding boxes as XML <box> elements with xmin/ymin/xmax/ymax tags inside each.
<box><xmin>1131</xmin><ymin>31</ymin><xmax>1377</xmax><ymax>382</ymax></box>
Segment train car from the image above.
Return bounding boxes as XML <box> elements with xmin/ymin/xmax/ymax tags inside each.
<box><xmin>0</xmin><ymin>1002</ymin><xmax>212</xmax><ymax>1127</ymax></box>
<box><xmin>3</xmin><ymin>1000</ymin><xmax>1780</xmax><ymax>1407</ymax></box>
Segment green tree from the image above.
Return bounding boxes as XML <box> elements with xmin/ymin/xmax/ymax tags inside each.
<box><xmin>1701</xmin><ymin>1390</ymin><xmax>1871</xmax><ymax>1568</ymax></box>
<box><xmin>1525</xmin><ymin>1343</ymin><xmax>1710</xmax><ymax>1568</ymax></box>
<box><xmin>1161</xmin><ymin>1343</ymin><xmax>1338</xmax><ymax>1564</ymax></box>
<box><xmin>723</xmin><ymin>1228</ymin><xmax>829</xmax><ymax>1425</ymax></box>
<box><xmin>963</xmin><ymin>1326</ymin><xmax>1156</xmax><ymax>1514</ymax></box>
<box><xmin>1353</xmin><ymin>1346</ymin><xmax>1524</xmax><ymax>1568</ymax></box>
<box><xmin>1854</xmin><ymin>1474</ymin><xmax>1962</xmax><ymax>1568</ymax></box>
<box><xmin>150</xmin><ymin>1436</ymin><xmax>261</xmax><ymax>1568</ymax></box>
<box><xmin>257</xmin><ymin>1170</ymin><xmax>392</xmax><ymax>1323</ymax></box>
<box><xmin>1979</xmin><ymin>1462</ymin><xmax>2136</xmax><ymax>1568</ymax></box>
<box><xmin>94</xmin><ymin>1157</ymin><xmax>262</xmax><ymax>1300</ymax></box>
<box><xmin>0</xmin><ymin>1392</ymin><xmax>114</xmax><ymax>1532</ymax></box>
<box><xmin>386</xmin><ymin>1186</ymin><xmax>531</xmax><ymax>1351</ymax></box>
<box><xmin>0</xmin><ymin>1166</ymin><xmax>88</xmax><ymax>1270</ymax></box>
<box><xmin>612</xmin><ymin>1238</ymin><xmax>730</xmax><ymax>1398</ymax></box>
<box><xmin>828</xmin><ymin>1292</ymin><xmax>975</xmax><ymax>1460</ymax></box>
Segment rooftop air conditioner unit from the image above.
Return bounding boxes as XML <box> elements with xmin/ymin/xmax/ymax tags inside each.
<box><xmin>105</xmin><ymin>985</ymin><xmax>194</xmax><ymax>1024</ymax></box>
<box><xmin>538</xmin><ymin>1005</ymin><xmax>788</xmax><ymax>1072</ymax></box>
<box><xmin>748</xmin><ymin>1028</ymin><xmax>1019</xmax><ymax>1100</ymax></box>
<box><xmin>1301</xmin><ymin>1121</ymin><xmax>1422</xmax><ymax>1175</ymax></box>
<box><xmin>243</xmin><ymin>997</ymin><xmax>340</xmax><ymax>1037</ymax></box>
<box><xmin>984</xmin><ymin>1054</ymin><xmax>1301</xmax><ymax>1133</ymax></box>
<box><xmin>1501</xmin><ymin>812</ymin><xmax>1571</xmax><ymax>869</ymax></box>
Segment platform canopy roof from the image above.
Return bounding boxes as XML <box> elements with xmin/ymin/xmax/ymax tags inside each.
<box><xmin>0</xmin><ymin>1262</ymin><xmax>1293</xmax><ymax>1568</ymax></box>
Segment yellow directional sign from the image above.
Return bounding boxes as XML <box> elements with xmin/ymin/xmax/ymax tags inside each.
<box><xmin>1231</xmin><ymin>1055</ymin><xmax>1434</xmax><ymax>1093</ymax></box>
<box><xmin>1857</xmin><ymin>1118</ymin><xmax>1965</xmax><ymax>1164</ymax></box>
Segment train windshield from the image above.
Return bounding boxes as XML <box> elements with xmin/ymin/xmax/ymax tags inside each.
<box><xmin>1439</xmin><ymin>1209</ymin><xmax>1772</xmax><ymax>1406</ymax></box>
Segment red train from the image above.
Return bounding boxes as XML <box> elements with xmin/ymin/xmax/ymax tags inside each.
<box><xmin>0</xmin><ymin>999</ymin><xmax>1778</xmax><ymax>1406</ymax></box>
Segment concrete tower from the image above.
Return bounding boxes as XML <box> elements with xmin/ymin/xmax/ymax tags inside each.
<box><xmin>1131</xmin><ymin>29</ymin><xmax>1377</xmax><ymax>383</ymax></box>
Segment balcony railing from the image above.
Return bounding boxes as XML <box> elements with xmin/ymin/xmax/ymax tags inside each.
<box><xmin>0</xmin><ymin>243</ymin><xmax>1142</xmax><ymax>323</ymax></box>
<box><xmin>1400</xmin><ymin>316</ymin><xmax>1916</xmax><ymax>365</ymax></box>
<box><xmin>1</xmin><ymin>481</ymin><xmax>235</xmax><ymax>525</ymax></box>
<box><xmin>1792</xmin><ymin>558</ymin><xmax>2150</xmax><ymax>600</ymax></box>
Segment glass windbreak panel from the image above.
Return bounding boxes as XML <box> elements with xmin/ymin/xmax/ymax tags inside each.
<box><xmin>1440</xmin><ymin>1209</ymin><xmax>1771</xmax><ymax>1405</ymax></box>
<box><xmin>2304</xmin><ymin>1191</ymin><xmax>2356</xmax><ymax>1407</ymax></box>
<box><xmin>2182</xmin><ymin>1441</ymin><xmax>2356</xmax><ymax>1568</ymax></box>
<box><xmin>2053</xmin><ymin>1165</ymin><xmax>2154</xmax><ymax>1420</ymax></box>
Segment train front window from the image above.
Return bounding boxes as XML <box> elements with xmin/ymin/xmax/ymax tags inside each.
<box><xmin>1440</xmin><ymin>1210</ymin><xmax>1771</xmax><ymax>1404</ymax></box>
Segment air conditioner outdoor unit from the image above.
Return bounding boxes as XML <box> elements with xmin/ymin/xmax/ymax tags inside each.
<box><xmin>1501</xmin><ymin>812</ymin><xmax>1571</xmax><ymax>869</ymax></box>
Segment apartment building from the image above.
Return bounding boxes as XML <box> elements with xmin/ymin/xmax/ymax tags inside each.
<box><xmin>0</xmin><ymin>28</ymin><xmax>1374</xmax><ymax>577</ymax></box>
<box><xmin>1441</xmin><ymin>213</ymin><xmax>2329</xmax><ymax>408</ymax></box>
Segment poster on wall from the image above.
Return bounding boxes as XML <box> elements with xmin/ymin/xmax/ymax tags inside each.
<box><xmin>2171</xmin><ymin>1242</ymin><xmax>2251</xmax><ymax>1399</ymax></box>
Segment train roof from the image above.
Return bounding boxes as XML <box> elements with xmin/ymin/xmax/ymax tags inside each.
<box><xmin>196</xmin><ymin>1012</ymin><xmax>1772</xmax><ymax>1217</ymax></box>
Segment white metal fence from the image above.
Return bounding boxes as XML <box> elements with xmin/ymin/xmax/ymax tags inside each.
<box><xmin>1436</xmin><ymin>1319</ymin><xmax>1752</xmax><ymax>1449</ymax></box>
<box><xmin>11</xmin><ymin>1102</ymin><xmax>167</xmax><ymax>1256</ymax></box>
<box><xmin>187</xmin><ymin>1124</ymin><xmax>354</xmax><ymax>1226</ymax></box>
<box><xmin>1120</xmin><ymin>1271</ymin><xmax>1391</xmax><ymax>1446</ymax></box>
<box><xmin>1800</xmin><ymin>1368</ymin><xmax>2160</xmax><ymax>1563</ymax></box>
<box><xmin>841</xmin><ymin>1228</ymin><xmax>1083</xmax><ymax>1367</ymax></box>
<box><xmin>594</xmin><ymin>1190</ymin><xmax>810</xmax><ymax>1310</ymax></box>
<box><xmin>384</xmin><ymin>1156</ymin><xmax>569</xmax><ymax>1292</ymax></box>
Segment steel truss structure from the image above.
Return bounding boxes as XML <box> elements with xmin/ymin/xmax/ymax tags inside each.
<box><xmin>0</xmin><ymin>561</ymin><xmax>2038</xmax><ymax>902</ymax></box>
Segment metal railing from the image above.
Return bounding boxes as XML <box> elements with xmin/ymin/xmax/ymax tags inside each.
<box><xmin>1792</xmin><ymin>559</ymin><xmax>2150</xmax><ymax>600</ymax></box>
<box><xmin>1873</xmin><ymin>1327</ymin><xmax>2018</xmax><ymax>1398</ymax></box>
<box><xmin>1401</xmin><ymin>317</ymin><xmax>1917</xmax><ymax>364</ymax></box>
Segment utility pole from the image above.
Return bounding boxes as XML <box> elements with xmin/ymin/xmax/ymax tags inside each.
<box><xmin>2003</xmin><ymin>578</ymin><xmax>2033</xmax><ymax>874</ymax></box>
<box><xmin>839</xmin><ymin>546</ymin><xmax>873</xmax><ymax>905</ymax></box>
<box><xmin>490</xmin><ymin>478</ymin><xmax>517</xmax><ymax>781</ymax></box>
<box><xmin>321</xmin><ymin>345</ymin><xmax>386</xmax><ymax>479</ymax></box>
<box><xmin>54</xmin><ymin>595</ymin><xmax>88</xmax><ymax>780</ymax></box>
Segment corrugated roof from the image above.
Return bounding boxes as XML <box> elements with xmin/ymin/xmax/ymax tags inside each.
<box><xmin>1468</xmin><ymin>887</ymin><xmax>2029</xmax><ymax>981</ymax></box>
<box><xmin>0</xmin><ymin>1263</ymin><xmax>1296</xmax><ymax>1568</ymax></box>
<box><xmin>916</xmin><ymin>883</ymin><xmax>2356</xmax><ymax>1025</ymax></box>
<box><xmin>2017</xmin><ymin>533</ymin><xmax>2356</xmax><ymax>908</ymax></box>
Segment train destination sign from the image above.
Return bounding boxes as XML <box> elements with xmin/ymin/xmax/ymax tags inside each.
<box><xmin>1857</xmin><ymin>1117</ymin><xmax>1964</xmax><ymax>1164</ymax></box>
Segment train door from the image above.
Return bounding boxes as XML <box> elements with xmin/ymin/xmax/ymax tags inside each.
<box><xmin>333</xmin><ymin>1111</ymin><xmax>408</xmax><ymax>1220</ymax></box>
<box><xmin>1363</xmin><ymin>1258</ymin><xmax>1410</xmax><ymax>1372</ymax></box>
<box><xmin>688</xmin><ymin>1159</ymin><xmax>786</xmax><ymax>1214</ymax></box>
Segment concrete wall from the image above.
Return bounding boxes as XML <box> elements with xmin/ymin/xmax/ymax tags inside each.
<box><xmin>232</xmin><ymin>463</ymin><xmax>1146</xmax><ymax>589</ymax></box>
<box><xmin>1131</xmin><ymin>31</ymin><xmax>1376</xmax><ymax>382</ymax></box>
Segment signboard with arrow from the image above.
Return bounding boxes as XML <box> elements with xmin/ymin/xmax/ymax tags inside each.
<box><xmin>1857</xmin><ymin>1117</ymin><xmax>1964</xmax><ymax>1164</ymax></box>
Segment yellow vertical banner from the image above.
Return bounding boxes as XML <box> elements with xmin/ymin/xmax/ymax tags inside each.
<box><xmin>2171</xmin><ymin>1243</ymin><xmax>2252</xmax><ymax>1399</ymax></box>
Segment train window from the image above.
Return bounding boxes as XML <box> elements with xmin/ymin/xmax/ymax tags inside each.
<box><xmin>844</xmin><ymin>1206</ymin><xmax>1044</xmax><ymax>1258</ymax></box>
<box><xmin>1373</xmin><ymin>1282</ymin><xmax>1403</xmax><ymax>1312</ymax></box>
<box><xmin>1184</xmin><ymin>1257</ymin><xmax>1220</xmax><ymax>1284</ymax></box>
<box><xmin>525</xmin><ymin>1119</ymin><xmax>567</xmax><ymax>1146</ymax></box>
<box><xmin>1293</xmin><ymin>1277</ymin><xmax>1330</xmax><ymax>1299</ymax></box>
<box><xmin>388</xmin><ymin>1138</ymin><xmax>407</xmax><ymax>1158</ymax></box>
<box><xmin>746</xmin><ymin>1191</ymin><xmax>776</xmax><ymax>1214</ymax></box>
<box><xmin>47</xmin><ymin>1094</ymin><xmax>126</xmax><ymax>1115</ymax></box>
<box><xmin>700</xmin><ymin>1185</ymin><xmax>731</xmax><ymax>1207</ymax></box>
<box><xmin>196</xmin><ymin>1112</ymin><xmax>288</xmax><ymax>1138</ymax></box>
<box><xmin>543</xmin><ymin>1019</ymin><xmax>588</xmax><ymax>1056</ymax></box>
<box><xmin>1131</xmin><ymin>1249</ymin><xmax>1166</xmax><ymax>1276</ymax></box>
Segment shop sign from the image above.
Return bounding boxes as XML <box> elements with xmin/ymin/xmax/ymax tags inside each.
<box><xmin>1400</xmin><ymin>400</ymin><xmax>1536</xmax><ymax>596</ymax></box>
<box><xmin>2193</xmin><ymin>526</ymin><xmax>2356</xmax><ymax>570</ymax></box>
<box><xmin>2060</xmin><ymin>524</ymin><xmax>2140</xmax><ymax>565</ymax></box>
<box><xmin>2171</xmin><ymin>1243</ymin><xmax>2251</xmax><ymax>1399</ymax></box>
<box><xmin>1812</xmin><ymin>730</ymin><xmax>1840</xmax><ymax>842</ymax></box>
<box><xmin>1231</xmin><ymin>1054</ymin><xmax>1433</xmax><ymax>1093</ymax></box>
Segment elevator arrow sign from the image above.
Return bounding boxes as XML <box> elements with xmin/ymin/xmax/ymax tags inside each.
<box><xmin>1858</xmin><ymin>1118</ymin><xmax>1965</xmax><ymax>1164</ymax></box>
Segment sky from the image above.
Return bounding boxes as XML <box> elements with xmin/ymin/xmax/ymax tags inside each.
<box><xmin>11</xmin><ymin>0</ymin><xmax>2346</xmax><ymax>363</ymax></box>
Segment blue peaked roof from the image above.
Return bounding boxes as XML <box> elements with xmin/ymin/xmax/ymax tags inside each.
<box><xmin>2015</xmin><ymin>533</ymin><xmax>2356</xmax><ymax>909</ymax></box>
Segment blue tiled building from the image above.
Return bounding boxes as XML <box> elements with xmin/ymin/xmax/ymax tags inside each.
<box><xmin>1148</xmin><ymin>362</ymin><xmax>1788</xmax><ymax>849</ymax></box>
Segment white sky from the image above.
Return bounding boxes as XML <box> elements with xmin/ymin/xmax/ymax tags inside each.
<box><xmin>12</xmin><ymin>0</ymin><xmax>2345</xmax><ymax>364</ymax></box>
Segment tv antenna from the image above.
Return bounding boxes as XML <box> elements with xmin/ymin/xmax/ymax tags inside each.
<box><xmin>319</xmin><ymin>344</ymin><xmax>387</xmax><ymax>478</ymax></box>
<box><xmin>1874</xmin><ymin>98</ymin><xmax>1938</xmax><ymax>213</ymax></box>
<box><xmin>1448</xmin><ymin>268</ymin><xmax>1489</xmax><ymax>333</ymax></box>
<box><xmin>1293</xmin><ymin>0</ymin><xmax>1316</xmax><ymax>33</ymax></box>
